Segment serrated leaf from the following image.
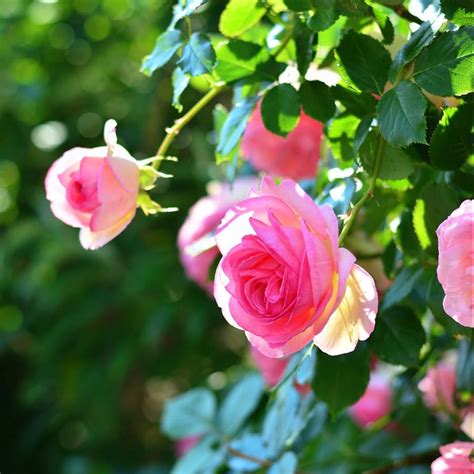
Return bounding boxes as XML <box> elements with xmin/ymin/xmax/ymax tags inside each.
<box><xmin>389</xmin><ymin>21</ymin><xmax>439</xmax><ymax>83</ymax></box>
<box><xmin>178</xmin><ymin>33</ymin><xmax>216</xmax><ymax>77</ymax></box>
<box><xmin>141</xmin><ymin>29</ymin><xmax>185</xmax><ymax>76</ymax></box>
<box><xmin>217</xmin><ymin>96</ymin><xmax>257</xmax><ymax>156</ymax></box>
<box><xmin>312</xmin><ymin>345</ymin><xmax>370</xmax><ymax>416</ymax></box>
<box><xmin>327</xmin><ymin>114</ymin><xmax>359</xmax><ymax>161</ymax></box>
<box><xmin>353</xmin><ymin>115</ymin><xmax>373</xmax><ymax>154</ymax></box>
<box><xmin>294</xmin><ymin>19</ymin><xmax>318</xmax><ymax>76</ymax></box>
<box><xmin>261</xmin><ymin>84</ymin><xmax>301</xmax><ymax>136</ymax></box>
<box><xmin>377</xmin><ymin>81</ymin><xmax>427</xmax><ymax>147</ymax></box>
<box><xmin>413</xmin><ymin>199</ymin><xmax>431</xmax><ymax>249</ymax></box>
<box><xmin>382</xmin><ymin>265</ymin><xmax>424</xmax><ymax>309</ymax></box>
<box><xmin>359</xmin><ymin>131</ymin><xmax>415</xmax><ymax>180</ymax></box>
<box><xmin>413</xmin><ymin>27</ymin><xmax>474</xmax><ymax>96</ymax></box>
<box><xmin>441</xmin><ymin>0</ymin><xmax>474</xmax><ymax>26</ymax></box>
<box><xmin>219</xmin><ymin>0</ymin><xmax>266</xmax><ymax>38</ymax></box>
<box><xmin>217</xmin><ymin>373</ymin><xmax>264</xmax><ymax>435</ymax></box>
<box><xmin>368</xmin><ymin>306</ymin><xmax>426</xmax><ymax>367</ymax></box>
<box><xmin>337</xmin><ymin>30</ymin><xmax>391</xmax><ymax>94</ymax></box>
<box><xmin>429</xmin><ymin>105</ymin><xmax>473</xmax><ymax>170</ymax></box>
<box><xmin>308</xmin><ymin>0</ymin><xmax>339</xmax><ymax>31</ymax></box>
<box><xmin>171</xmin><ymin>67</ymin><xmax>190</xmax><ymax>112</ymax></box>
<box><xmin>299</xmin><ymin>80</ymin><xmax>335</xmax><ymax>122</ymax></box>
<box><xmin>161</xmin><ymin>388</ymin><xmax>216</xmax><ymax>439</ymax></box>
<box><xmin>170</xmin><ymin>0</ymin><xmax>207</xmax><ymax>28</ymax></box>
<box><xmin>332</xmin><ymin>85</ymin><xmax>377</xmax><ymax>118</ymax></box>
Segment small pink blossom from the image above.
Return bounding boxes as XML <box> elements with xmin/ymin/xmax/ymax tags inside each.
<box><xmin>419</xmin><ymin>362</ymin><xmax>457</xmax><ymax>415</ymax></box>
<box><xmin>350</xmin><ymin>375</ymin><xmax>392</xmax><ymax>428</ymax></box>
<box><xmin>431</xmin><ymin>442</ymin><xmax>474</xmax><ymax>473</ymax></box>
<box><xmin>436</xmin><ymin>200</ymin><xmax>474</xmax><ymax>328</ymax></box>
<box><xmin>241</xmin><ymin>103</ymin><xmax>323</xmax><ymax>180</ymax></box>
<box><xmin>214</xmin><ymin>176</ymin><xmax>378</xmax><ymax>358</ymax></box>
<box><xmin>45</xmin><ymin>120</ymin><xmax>140</xmax><ymax>250</ymax></box>
<box><xmin>177</xmin><ymin>177</ymin><xmax>259</xmax><ymax>292</ymax></box>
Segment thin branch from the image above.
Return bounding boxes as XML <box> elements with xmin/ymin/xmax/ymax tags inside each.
<box><xmin>227</xmin><ymin>446</ymin><xmax>272</xmax><ymax>467</ymax></box>
<box><xmin>387</xmin><ymin>5</ymin><xmax>423</xmax><ymax>25</ymax></box>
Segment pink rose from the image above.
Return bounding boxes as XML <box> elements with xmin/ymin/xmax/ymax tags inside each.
<box><xmin>436</xmin><ymin>200</ymin><xmax>474</xmax><ymax>328</ymax></box>
<box><xmin>419</xmin><ymin>362</ymin><xmax>457</xmax><ymax>415</ymax></box>
<box><xmin>241</xmin><ymin>103</ymin><xmax>323</xmax><ymax>180</ymax></box>
<box><xmin>175</xmin><ymin>435</ymin><xmax>200</xmax><ymax>457</ymax></box>
<box><xmin>177</xmin><ymin>177</ymin><xmax>259</xmax><ymax>292</ymax></box>
<box><xmin>431</xmin><ymin>442</ymin><xmax>474</xmax><ymax>473</ymax></box>
<box><xmin>45</xmin><ymin>120</ymin><xmax>139</xmax><ymax>250</ymax></box>
<box><xmin>250</xmin><ymin>345</ymin><xmax>288</xmax><ymax>388</ymax></box>
<box><xmin>350</xmin><ymin>375</ymin><xmax>392</xmax><ymax>428</ymax></box>
<box><xmin>214</xmin><ymin>176</ymin><xmax>378</xmax><ymax>358</ymax></box>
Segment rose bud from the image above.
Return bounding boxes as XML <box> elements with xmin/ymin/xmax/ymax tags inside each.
<box><xmin>45</xmin><ymin>120</ymin><xmax>140</xmax><ymax>250</ymax></box>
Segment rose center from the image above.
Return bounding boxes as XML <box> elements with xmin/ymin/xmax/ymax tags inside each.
<box><xmin>65</xmin><ymin>171</ymin><xmax>100</xmax><ymax>212</ymax></box>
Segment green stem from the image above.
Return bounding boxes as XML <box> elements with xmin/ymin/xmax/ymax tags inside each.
<box><xmin>338</xmin><ymin>134</ymin><xmax>385</xmax><ymax>246</ymax></box>
<box><xmin>153</xmin><ymin>83</ymin><xmax>226</xmax><ymax>169</ymax></box>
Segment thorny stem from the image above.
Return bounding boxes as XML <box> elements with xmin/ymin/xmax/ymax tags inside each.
<box><xmin>153</xmin><ymin>83</ymin><xmax>227</xmax><ymax>169</ymax></box>
<box><xmin>338</xmin><ymin>133</ymin><xmax>385</xmax><ymax>246</ymax></box>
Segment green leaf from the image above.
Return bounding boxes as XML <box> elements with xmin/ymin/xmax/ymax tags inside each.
<box><xmin>336</xmin><ymin>30</ymin><xmax>391</xmax><ymax>94</ymax></box>
<box><xmin>368</xmin><ymin>306</ymin><xmax>426</xmax><ymax>367</ymax></box>
<box><xmin>217</xmin><ymin>373</ymin><xmax>264</xmax><ymax>435</ymax></box>
<box><xmin>327</xmin><ymin>115</ymin><xmax>359</xmax><ymax>161</ymax></box>
<box><xmin>161</xmin><ymin>388</ymin><xmax>216</xmax><ymax>439</ymax></box>
<box><xmin>412</xmin><ymin>199</ymin><xmax>431</xmax><ymax>249</ymax></box>
<box><xmin>418</xmin><ymin>182</ymin><xmax>459</xmax><ymax>242</ymax></box>
<box><xmin>359</xmin><ymin>132</ymin><xmax>415</xmax><ymax>180</ymax></box>
<box><xmin>219</xmin><ymin>0</ymin><xmax>266</xmax><ymax>38</ymax></box>
<box><xmin>332</xmin><ymin>85</ymin><xmax>377</xmax><ymax>118</ymax></box>
<box><xmin>294</xmin><ymin>20</ymin><xmax>318</xmax><ymax>76</ymax></box>
<box><xmin>171</xmin><ymin>67</ymin><xmax>190</xmax><ymax>112</ymax></box>
<box><xmin>441</xmin><ymin>0</ymin><xmax>474</xmax><ymax>26</ymax></box>
<box><xmin>373</xmin><ymin>8</ymin><xmax>394</xmax><ymax>45</ymax></box>
<box><xmin>170</xmin><ymin>0</ymin><xmax>207</xmax><ymax>28</ymax></box>
<box><xmin>457</xmin><ymin>337</ymin><xmax>474</xmax><ymax>392</ymax></box>
<box><xmin>413</xmin><ymin>27</ymin><xmax>474</xmax><ymax>96</ymax></box>
<box><xmin>178</xmin><ymin>33</ymin><xmax>216</xmax><ymax>77</ymax></box>
<box><xmin>215</xmin><ymin>40</ymin><xmax>284</xmax><ymax>83</ymax></box>
<box><xmin>141</xmin><ymin>29</ymin><xmax>185</xmax><ymax>76</ymax></box>
<box><xmin>217</xmin><ymin>96</ymin><xmax>257</xmax><ymax>156</ymax></box>
<box><xmin>429</xmin><ymin>105</ymin><xmax>473</xmax><ymax>170</ymax></box>
<box><xmin>299</xmin><ymin>81</ymin><xmax>335</xmax><ymax>122</ymax></box>
<box><xmin>261</xmin><ymin>84</ymin><xmax>301</xmax><ymax>136</ymax></box>
<box><xmin>389</xmin><ymin>21</ymin><xmax>438</xmax><ymax>83</ymax></box>
<box><xmin>269</xmin><ymin>452</ymin><xmax>298</xmax><ymax>474</ymax></box>
<box><xmin>353</xmin><ymin>115</ymin><xmax>373</xmax><ymax>154</ymax></box>
<box><xmin>171</xmin><ymin>437</ymin><xmax>225</xmax><ymax>474</ymax></box>
<box><xmin>377</xmin><ymin>81</ymin><xmax>427</xmax><ymax>147</ymax></box>
<box><xmin>382</xmin><ymin>264</ymin><xmax>424</xmax><ymax>309</ymax></box>
<box><xmin>308</xmin><ymin>0</ymin><xmax>339</xmax><ymax>32</ymax></box>
<box><xmin>284</xmin><ymin>0</ymin><xmax>314</xmax><ymax>11</ymax></box>
<box><xmin>312</xmin><ymin>345</ymin><xmax>370</xmax><ymax>416</ymax></box>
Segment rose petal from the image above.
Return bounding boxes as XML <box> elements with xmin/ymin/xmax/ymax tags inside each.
<box><xmin>313</xmin><ymin>264</ymin><xmax>378</xmax><ymax>355</ymax></box>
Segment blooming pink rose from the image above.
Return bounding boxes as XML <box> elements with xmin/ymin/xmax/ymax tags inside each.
<box><xmin>175</xmin><ymin>435</ymin><xmax>200</xmax><ymax>457</ymax></box>
<box><xmin>241</xmin><ymin>103</ymin><xmax>323</xmax><ymax>180</ymax></box>
<box><xmin>250</xmin><ymin>345</ymin><xmax>288</xmax><ymax>388</ymax></box>
<box><xmin>350</xmin><ymin>375</ymin><xmax>392</xmax><ymax>428</ymax></box>
<box><xmin>214</xmin><ymin>176</ymin><xmax>378</xmax><ymax>358</ymax></box>
<box><xmin>177</xmin><ymin>177</ymin><xmax>259</xmax><ymax>292</ymax></box>
<box><xmin>419</xmin><ymin>362</ymin><xmax>458</xmax><ymax>415</ymax></box>
<box><xmin>431</xmin><ymin>442</ymin><xmax>474</xmax><ymax>473</ymax></box>
<box><xmin>436</xmin><ymin>200</ymin><xmax>474</xmax><ymax>328</ymax></box>
<box><xmin>45</xmin><ymin>120</ymin><xmax>139</xmax><ymax>250</ymax></box>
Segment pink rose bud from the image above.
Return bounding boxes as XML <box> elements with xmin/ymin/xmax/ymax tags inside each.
<box><xmin>45</xmin><ymin>120</ymin><xmax>140</xmax><ymax>250</ymax></box>
<box><xmin>174</xmin><ymin>435</ymin><xmax>200</xmax><ymax>457</ymax></box>
<box><xmin>350</xmin><ymin>375</ymin><xmax>392</xmax><ymax>428</ymax></box>
<box><xmin>177</xmin><ymin>177</ymin><xmax>259</xmax><ymax>293</ymax></box>
<box><xmin>241</xmin><ymin>102</ymin><xmax>323</xmax><ymax>181</ymax></box>
<box><xmin>431</xmin><ymin>442</ymin><xmax>474</xmax><ymax>473</ymax></box>
<box><xmin>418</xmin><ymin>362</ymin><xmax>457</xmax><ymax>416</ymax></box>
<box><xmin>436</xmin><ymin>200</ymin><xmax>474</xmax><ymax>328</ymax></box>
<box><xmin>214</xmin><ymin>176</ymin><xmax>378</xmax><ymax>358</ymax></box>
<box><xmin>250</xmin><ymin>344</ymin><xmax>288</xmax><ymax>388</ymax></box>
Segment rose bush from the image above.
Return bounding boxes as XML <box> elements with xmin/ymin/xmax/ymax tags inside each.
<box><xmin>214</xmin><ymin>176</ymin><xmax>378</xmax><ymax>358</ymax></box>
<box><xmin>436</xmin><ymin>200</ymin><xmax>474</xmax><ymax>328</ymax></box>
<box><xmin>45</xmin><ymin>120</ymin><xmax>140</xmax><ymax>249</ymax></box>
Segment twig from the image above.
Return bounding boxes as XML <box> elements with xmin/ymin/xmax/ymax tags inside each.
<box><xmin>387</xmin><ymin>5</ymin><xmax>423</xmax><ymax>25</ymax></box>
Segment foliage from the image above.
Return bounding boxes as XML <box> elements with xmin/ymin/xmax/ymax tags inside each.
<box><xmin>1</xmin><ymin>0</ymin><xmax>473</xmax><ymax>473</ymax></box>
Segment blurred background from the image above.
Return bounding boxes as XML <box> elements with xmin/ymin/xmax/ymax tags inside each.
<box><xmin>0</xmin><ymin>1</ymin><xmax>241</xmax><ymax>472</ymax></box>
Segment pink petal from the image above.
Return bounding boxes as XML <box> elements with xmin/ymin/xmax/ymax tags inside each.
<box><xmin>313</xmin><ymin>264</ymin><xmax>378</xmax><ymax>356</ymax></box>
